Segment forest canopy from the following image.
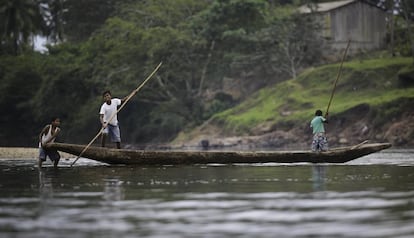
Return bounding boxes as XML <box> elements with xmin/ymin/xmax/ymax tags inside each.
<box><xmin>0</xmin><ymin>0</ymin><xmax>413</xmax><ymax>146</ymax></box>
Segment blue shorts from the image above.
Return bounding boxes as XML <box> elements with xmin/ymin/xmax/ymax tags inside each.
<box><xmin>39</xmin><ymin>147</ymin><xmax>60</xmax><ymax>162</ymax></box>
<box><xmin>103</xmin><ymin>124</ymin><xmax>121</xmax><ymax>143</ymax></box>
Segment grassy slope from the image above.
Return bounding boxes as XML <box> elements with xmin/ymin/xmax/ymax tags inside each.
<box><xmin>173</xmin><ymin>56</ymin><xmax>414</xmax><ymax>145</ymax></box>
<box><xmin>211</xmin><ymin>57</ymin><xmax>414</xmax><ymax>134</ymax></box>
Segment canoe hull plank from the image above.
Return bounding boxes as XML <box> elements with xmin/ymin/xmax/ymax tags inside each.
<box><xmin>48</xmin><ymin>142</ymin><xmax>392</xmax><ymax>165</ymax></box>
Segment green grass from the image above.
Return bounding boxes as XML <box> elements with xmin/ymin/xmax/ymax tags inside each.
<box><xmin>212</xmin><ymin>56</ymin><xmax>414</xmax><ymax>134</ymax></box>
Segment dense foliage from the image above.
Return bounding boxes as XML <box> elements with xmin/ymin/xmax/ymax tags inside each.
<box><xmin>0</xmin><ymin>0</ymin><xmax>413</xmax><ymax>146</ymax></box>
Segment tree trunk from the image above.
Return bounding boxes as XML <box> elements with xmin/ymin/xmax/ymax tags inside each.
<box><xmin>401</xmin><ymin>0</ymin><xmax>414</xmax><ymax>64</ymax></box>
<box><xmin>389</xmin><ymin>7</ymin><xmax>395</xmax><ymax>56</ymax></box>
<box><xmin>198</xmin><ymin>40</ymin><xmax>215</xmax><ymax>96</ymax></box>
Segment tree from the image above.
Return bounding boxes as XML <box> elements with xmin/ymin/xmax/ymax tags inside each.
<box><xmin>258</xmin><ymin>12</ymin><xmax>322</xmax><ymax>79</ymax></box>
<box><xmin>401</xmin><ymin>0</ymin><xmax>414</xmax><ymax>62</ymax></box>
<box><xmin>374</xmin><ymin>0</ymin><xmax>414</xmax><ymax>58</ymax></box>
<box><xmin>0</xmin><ymin>0</ymin><xmax>332</xmax><ymax>145</ymax></box>
<box><xmin>0</xmin><ymin>0</ymin><xmax>47</xmax><ymax>54</ymax></box>
<box><xmin>190</xmin><ymin>0</ymin><xmax>270</xmax><ymax>91</ymax></box>
<box><xmin>59</xmin><ymin>0</ymin><xmax>119</xmax><ymax>42</ymax></box>
<box><xmin>41</xmin><ymin>0</ymin><xmax>65</xmax><ymax>43</ymax></box>
<box><xmin>0</xmin><ymin>54</ymin><xmax>44</xmax><ymax>145</ymax></box>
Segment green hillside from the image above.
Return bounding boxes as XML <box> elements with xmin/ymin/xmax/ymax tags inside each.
<box><xmin>173</xmin><ymin>56</ymin><xmax>414</xmax><ymax>146</ymax></box>
<box><xmin>211</xmin><ymin>57</ymin><xmax>414</xmax><ymax>134</ymax></box>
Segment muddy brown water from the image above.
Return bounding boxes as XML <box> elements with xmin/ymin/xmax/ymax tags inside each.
<box><xmin>0</xmin><ymin>150</ymin><xmax>413</xmax><ymax>238</ymax></box>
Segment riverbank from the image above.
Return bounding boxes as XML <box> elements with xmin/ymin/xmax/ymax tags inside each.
<box><xmin>0</xmin><ymin>147</ymin><xmax>71</xmax><ymax>159</ymax></box>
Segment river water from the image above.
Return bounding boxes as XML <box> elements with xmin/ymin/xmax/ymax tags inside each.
<box><xmin>0</xmin><ymin>150</ymin><xmax>414</xmax><ymax>238</ymax></box>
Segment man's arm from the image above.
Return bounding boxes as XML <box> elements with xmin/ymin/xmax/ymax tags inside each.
<box><xmin>100</xmin><ymin>114</ymin><xmax>106</xmax><ymax>128</ymax></box>
<box><xmin>322</xmin><ymin>112</ymin><xmax>328</xmax><ymax>123</ymax></box>
<box><xmin>39</xmin><ymin>125</ymin><xmax>49</xmax><ymax>143</ymax></box>
<box><xmin>121</xmin><ymin>95</ymin><xmax>128</xmax><ymax>104</ymax></box>
<box><xmin>44</xmin><ymin>127</ymin><xmax>60</xmax><ymax>144</ymax></box>
<box><xmin>48</xmin><ymin>128</ymin><xmax>60</xmax><ymax>143</ymax></box>
<box><xmin>39</xmin><ymin>125</ymin><xmax>61</xmax><ymax>146</ymax></box>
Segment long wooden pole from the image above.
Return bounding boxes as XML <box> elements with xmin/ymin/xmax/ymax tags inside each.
<box><xmin>70</xmin><ymin>62</ymin><xmax>163</xmax><ymax>167</ymax></box>
<box><xmin>326</xmin><ymin>40</ymin><xmax>351</xmax><ymax>117</ymax></box>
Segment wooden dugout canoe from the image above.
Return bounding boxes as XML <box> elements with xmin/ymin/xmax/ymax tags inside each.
<box><xmin>48</xmin><ymin>142</ymin><xmax>392</xmax><ymax>165</ymax></box>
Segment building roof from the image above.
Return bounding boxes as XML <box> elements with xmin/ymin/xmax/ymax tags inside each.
<box><xmin>298</xmin><ymin>0</ymin><xmax>358</xmax><ymax>13</ymax></box>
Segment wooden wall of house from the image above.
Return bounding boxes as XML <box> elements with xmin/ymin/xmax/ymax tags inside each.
<box><xmin>329</xmin><ymin>1</ymin><xmax>387</xmax><ymax>52</ymax></box>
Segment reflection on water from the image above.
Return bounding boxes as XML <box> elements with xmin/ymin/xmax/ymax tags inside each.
<box><xmin>312</xmin><ymin>165</ymin><xmax>326</xmax><ymax>191</ymax></box>
<box><xmin>0</xmin><ymin>151</ymin><xmax>413</xmax><ymax>237</ymax></box>
<box><xmin>103</xmin><ymin>178</ymin><xmax>125</xmax><ymax>202</ymax></box>
<box><xmin>38</xmin><ymin>169</ymin><xmax>54</xmax><ymax>215</ymax></box>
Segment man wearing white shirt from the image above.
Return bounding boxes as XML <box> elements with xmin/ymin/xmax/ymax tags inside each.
<box><xmin>100</xmin><ymin>90</ymin><xmax>127</xmax><ymax>149</ymax></box>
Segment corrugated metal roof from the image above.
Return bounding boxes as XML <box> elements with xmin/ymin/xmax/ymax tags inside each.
<box><xmin>298</xmin><ymin>0</ymin><xmax>356</xmax><ymax>13</ymax></box>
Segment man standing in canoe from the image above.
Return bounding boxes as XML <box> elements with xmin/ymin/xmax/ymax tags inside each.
<box><xmin>38</xmin><ymin>117</ymin><xmax>61</xmax><ymax>168</ymax></box>
<box><xmin>100</xmin><ymin>90</ymin><xmax>127</xmax><ymax>149</ymax></box>
<box><xmin>310</xmin><ymin>109</ymin><xmax>329</xmax><ymax>152</ymax></box>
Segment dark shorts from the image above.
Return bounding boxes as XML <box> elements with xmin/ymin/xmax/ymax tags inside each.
<box><xmin>39</xmin><ymin>147</ymin><xmax>60</xmax><ymax>162</ymax></box>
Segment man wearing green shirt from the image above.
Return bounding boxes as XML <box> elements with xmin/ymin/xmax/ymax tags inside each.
<box><xmin>310</xmin><ymin>109</ymin><xmax>329</xmax><ymax>152</ymax></box>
